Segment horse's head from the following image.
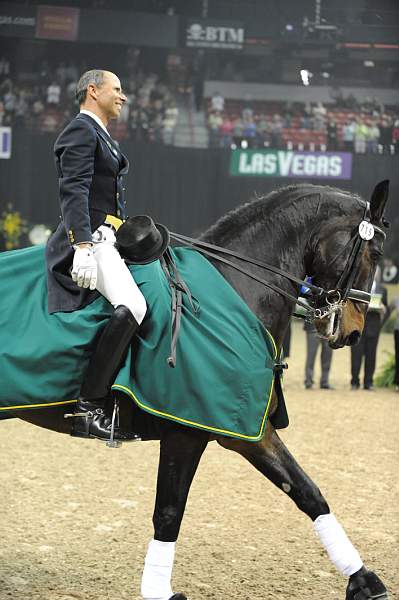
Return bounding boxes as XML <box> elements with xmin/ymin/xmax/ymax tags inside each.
<box><xmin>308</xmin><ymin>180</ymin><xmax>389</xmax><ymax>349</ymax></box>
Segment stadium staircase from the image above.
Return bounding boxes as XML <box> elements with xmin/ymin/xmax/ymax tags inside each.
<box><xmin>174</xmin><ymin>93</ymin><xmax>209</xmax><ymax>148</ymax></box>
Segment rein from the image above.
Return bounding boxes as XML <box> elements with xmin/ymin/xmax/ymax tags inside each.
<box><xmin>169</xmin><ymin>203</ymin><xmax>386</xmax><ymax>327</ymax></box>
<box><xmin>170</xmin><ymin>231</ymin><xmax>321</xmax><ymax>313</ymax></box>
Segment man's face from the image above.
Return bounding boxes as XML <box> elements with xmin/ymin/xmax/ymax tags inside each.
<box><xmin>93</xmin><ymin>72</ymin><xmax>126</xmax><ymax>120</ymax></box>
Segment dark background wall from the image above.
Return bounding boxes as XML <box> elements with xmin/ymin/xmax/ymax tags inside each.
<box><xmin>0</xmin><ymin>130</ymin><xmax>397</xmax><ymax>247</ymax></box>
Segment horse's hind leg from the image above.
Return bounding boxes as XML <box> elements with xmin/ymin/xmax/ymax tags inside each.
<box><xmin>141</xmin><ymin>424</ymin><xmax>209</xmax><ymax>600</ymax></box>
<box><xmin>218</xmin><ymin>424</ymin><xmax>389</xmax><ymax>600</ymax></box>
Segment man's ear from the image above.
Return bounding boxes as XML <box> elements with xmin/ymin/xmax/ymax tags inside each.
<box><xmin>86</xmin><ymin>83</ymin><xmax>97</xmax><ymax>101</ymax></box>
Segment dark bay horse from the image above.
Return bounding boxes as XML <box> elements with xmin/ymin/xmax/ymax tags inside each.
<box><xmin>4</xmin><ymin>181</ymin><xmax>391</xmax><ymax>599</ymax></box>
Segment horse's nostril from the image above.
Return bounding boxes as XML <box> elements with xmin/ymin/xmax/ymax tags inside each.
<box><xmin>348</xmin><ymin>331</ymin><xmax>361</xmax><ymax>346</ymax></box>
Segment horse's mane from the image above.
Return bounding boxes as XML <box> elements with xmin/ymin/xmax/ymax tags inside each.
<box><xmin>202</xmin><ymin>183</ymin><xmax>365</xmax><ymax>243</ymax></box>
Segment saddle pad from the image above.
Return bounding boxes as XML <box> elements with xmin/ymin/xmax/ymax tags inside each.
<box><xmin>0</xmin><ymin>245</ymin><xmax>278</xmax><ymax>441</ymax></box>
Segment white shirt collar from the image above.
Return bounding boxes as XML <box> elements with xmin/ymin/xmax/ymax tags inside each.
<box><xmin>79</xmin><ymin>109</ymin><xmax>109</xmax><ymax>135</ymax></box>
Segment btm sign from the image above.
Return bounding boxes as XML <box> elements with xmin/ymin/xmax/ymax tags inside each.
<box><xmin>186</xmin><ymin>22</ymin><xmax>244</xmax><ymax>50</ymax></box>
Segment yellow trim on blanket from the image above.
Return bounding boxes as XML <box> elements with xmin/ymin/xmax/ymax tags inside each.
<box><xmin>112</xmin><ymin>380</ymin><xmax>274</xmax><ymax>441</ymax></box>
<box><xmin>0</xmin><ymin>399</ymin><xmax>76</xmax><ymax>411</ymax></box>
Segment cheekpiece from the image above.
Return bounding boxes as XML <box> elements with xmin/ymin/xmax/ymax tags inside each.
<box><xmin>116</xmin><ymin>214</ymin><xmax>170</xmax><ymax>264</ymax></box>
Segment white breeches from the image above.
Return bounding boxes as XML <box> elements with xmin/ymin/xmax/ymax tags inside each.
<box><xmin>92</xmin><ymin>225</ymin><xmax>147</xmax><ymax>324</ymax></box>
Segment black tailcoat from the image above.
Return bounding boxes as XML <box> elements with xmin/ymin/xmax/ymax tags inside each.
<box><xmin>45</xmin><ymin>113</ymin><xmax>129</xmax><ymax>313</ymax></box>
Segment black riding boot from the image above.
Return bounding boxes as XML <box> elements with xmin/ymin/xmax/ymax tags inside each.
<box><xmin>71</xmin><ymin>305</ymin><xmax>140</xmax><ymax>441</ymax></box>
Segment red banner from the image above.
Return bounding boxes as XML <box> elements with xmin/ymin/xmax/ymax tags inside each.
<box><xmin>36</xmin><ymin>5</ymin><xmax>79</xmax><ymax>41</ymax></box>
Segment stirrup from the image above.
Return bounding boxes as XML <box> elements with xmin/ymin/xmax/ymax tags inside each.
<box><xmin>106</xmin><ymin>398</ymin><xmax>122</xmax><ymax>449</ymax></box>
<box><xmin>64</xmin><ymin>403</ymin><xmax>122</xmax><ymax>447</ymax></box>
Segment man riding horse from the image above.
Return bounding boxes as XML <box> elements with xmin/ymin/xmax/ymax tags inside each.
<box><xmin>45</xmin><ymin>69</ymin><xmax>168</xmax><ymax>442</ymax></box>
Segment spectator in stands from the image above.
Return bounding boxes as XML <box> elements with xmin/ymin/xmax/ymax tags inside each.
<box><xmin>55</xmin><ymin>62</ymin><xmax>68</xmax><ymax>86</ymax></box>
<box><xmin>283</xmin><ymin>101</ymin><xmax>293</xmax><ymax>128</ymax></box>
<box><xmin>329</xmin><ymin>85</ymin><xmax>344</xmax><ymax>107</ymax></box>
<box><xmin>66</xmin><ymin>61</ymin><xmax>79</xmax><ymax>84</ymax></box>
<box><xmin>342</xmin><ymin>120</ymin><xmax>356</xmax><ymax>152</ymax></box>
<box><xmin>393</xmin><ymin>119</ymin><xmax>399</xmax><ymax>154</ymax></box>
<box><xmin>301</xmin><ymin>102</ymin><xmax>312</xmax><ymax>129</ymax></box>
<box><xmin>367</xmin><ymin>120</ymin><xmax>380</xmax><ymax>154</ymax></box>
<box><xmin>326</xmin><ymin>120</ymin><xmax>338</xmax><ymax>151</ymax></box>
<box><xmin>66</xmin><ymin>78</ymin><xmax>78</xmax><ymax>101</ymax></box>
<box><xmin>129</xmin><ymin>107</ymin><xmax>139</xmax><ymax>139</ymax></box>
<box><xmin>270</xmin><ymin>114</ymin><xmax>283</xmax><ymax>149</ymax></box>
<box><xmin>210</xmin><ymin>91</ymin><xmax>224</xmax><ymax>113</ymax></box>
<box><xmin>14</xmin><ymin>89</ymin><xmax>28</xmax><ymax>127</ymax></box>
<box><xmin>242</xmin><ymin>116</ymin><xmax>257</xmax><ymax>147</ymax></box>
<box><xmin>345</xmin><ymin>93</ymin><xmax>357</xmax><ymax>109</ymax></box>
<box><xmin>32</xmin><ymin>97</ymin><xmax>45</xmax><ymax>118</ymax></box>
<box><xmin>152</xmin><ymin>112</ymin><xmax>164</xmax><ymax>144</ymax></box>
<box><xmin>257</xmin><ymin>114</ymin><xmax>272</xmax><ymax>147</ymax></box>
<box><xmin>361</xmin><ymin>96</ymin><xmax>373</xmax><ymax>115</ymax></box>
<box><xmin>136</xmin><ymin>108</ymin><xmax>150</xmax><ymax>141</ymax></box>
<box><xmin>379</xmin><ymin>118</ymin><xmax>393</xmax><ymax>154</ymax></box>
<box><xmin>312</xmin><ymin>101</ymin><xmax>327</xmax><ymax>130</ymax></box>
<box><xmin>370</xmin><ymin>98</ymin><xmax>383</xmax><ymax>119</ymax></box>
<box><xmin>354</xmin><ymin>118</ymin><xmax>368</xmax><ymax>154</ymax></box>
<box><xmin>241</xmin><ymin>102</ymin><xmax>254</xmax><ymax>122</ymax></box>
<box><xmin>46</xmin><ymin>81</ymin><xmax>61</xmax><ymax>106</ymax></box>
<box><xmin>3</xmin><ymin>84</ymin><xmax>16</xmax><ymax>120</ymax></box>
<box><xmin>0</xmin><ymin>56</ymin><xmax>10</xmax><ymax>76</ymax></box>
<box><xmin>233</xmin><ymin>116</ymin><xmax>244</xmax><ymax>142</ymax></box>
<box><xmin>162</xmin><ymin>101</ymin><xmax>178</xmax><ymax>145</ymax></box>
<box><xmin>208</xmin><ymin>110</ymin><xmax>223</xmax><ymax>147</ymax></box>
<box><xmin>219</xmin><ymin>114</ymin><xmax>234</xmax><ymax>148</ymax></box>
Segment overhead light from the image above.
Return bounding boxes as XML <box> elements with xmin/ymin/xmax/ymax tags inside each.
<box><xmin>300</xmin><ymin>69</ymin><xmax>312</xmax><ymax>86</ymax></box>
<box><xmin>364</xmin><ymin>60</ymin><xmax>375</xmax><ymax>67</ymax></box>
<box><xmin>241</xmin><ymin>140</ymin><xmax>248</xmax><ymax>149</ymax></box>
<box><xmin>321</xmin><ymin>71</ymin><xmax>330</xmax><ymax>78</ymax></box>
<box><xmin>285</xmin><ymin>24</ymin><xmax>294</xmax><ymax>31</ymax></box>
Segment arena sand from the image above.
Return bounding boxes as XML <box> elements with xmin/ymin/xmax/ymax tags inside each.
<box><xmin>0</xmin><ymin>321</ymin><xmax>398</xmax><ymax>600</ymax></box>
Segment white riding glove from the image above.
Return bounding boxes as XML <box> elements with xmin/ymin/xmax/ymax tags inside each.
<box><xmin>71</xmin><ymin>245</ymin><xmax>97</xmax><ymax>290</ymax></box>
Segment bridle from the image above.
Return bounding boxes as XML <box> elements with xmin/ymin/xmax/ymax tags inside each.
<box><xmin>170</xmin><ymin>201</ymin><xmax>386</xmax><ymax>335</ymax></box>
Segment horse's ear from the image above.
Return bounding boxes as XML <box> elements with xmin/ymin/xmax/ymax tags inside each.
<box><xmin>370</xmin><ymin>180</ymin><xmax>389</xmax><ymax>222</ymax></box>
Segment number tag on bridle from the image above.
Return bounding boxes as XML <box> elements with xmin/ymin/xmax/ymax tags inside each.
<box><xmin>358</xmin><ymin>221</ymin><xmax>375</xmax><ymax>240</ymax></box>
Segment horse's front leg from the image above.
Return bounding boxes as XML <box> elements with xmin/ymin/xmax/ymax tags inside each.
<box><xmin>141</xmin><ymin>424</ymin><xmax>209</xmax><ymax>600</ymax></box>
<box><xmin>218</xmin><ymin>423</ymin><xmax>389</xmax><ymax>600</ymax></box>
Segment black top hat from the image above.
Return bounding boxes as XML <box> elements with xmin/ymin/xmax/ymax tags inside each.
<box><xmin>116</xmin><ymin>215</ymin><xmax>170</xmax><ymax>264</ymax></box>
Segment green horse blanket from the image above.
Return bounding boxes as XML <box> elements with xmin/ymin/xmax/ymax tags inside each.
<box><xmin>0</xmin><ymin>245</ymin><xmax>278</xmax><ymax>441</ymax></box>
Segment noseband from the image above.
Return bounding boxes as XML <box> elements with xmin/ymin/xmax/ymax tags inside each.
<box><xmin>170</xmin><ymin>202</ymin><xmax>386</xmax><ymax>328</ymax></box>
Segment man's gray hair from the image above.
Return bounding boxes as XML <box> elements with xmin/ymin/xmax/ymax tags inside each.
<box><xmin>75</xmin><ymin>70</ymin><xmax>105</xmax><ymax>105</ymax></box>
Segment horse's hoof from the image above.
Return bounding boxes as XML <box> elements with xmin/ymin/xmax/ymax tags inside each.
<box><xmin>346</xmin><ymin>567</ymin><xmax>389</xmax><ymax>600</ymax></box>
<box><xmin>169</xmin><ymin>595</ymin><xmax>188</xmax><ymax>600</ymax></box>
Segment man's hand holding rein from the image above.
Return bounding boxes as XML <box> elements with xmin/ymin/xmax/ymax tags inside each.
<box><xmin>72</xmin><ymin>242</ymin><xmax>97</xmax><ymax>290</ymax></box>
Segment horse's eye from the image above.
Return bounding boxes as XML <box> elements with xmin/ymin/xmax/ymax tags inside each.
<box><xmin>369</xmin><ymin>249</ymin><xmax>383</xmax><ymax>260</ymax></box>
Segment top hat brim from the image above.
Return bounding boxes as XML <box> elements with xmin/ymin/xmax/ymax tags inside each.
<box><xmin>119</xmin><ymin>222</ymin><xmax>170</xmax><ymax>265</ymax></box>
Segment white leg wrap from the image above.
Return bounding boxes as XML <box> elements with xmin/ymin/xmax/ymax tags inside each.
<box><xmin>313</xmin><ymin>513</ymin><xmax>363</xmax><ymax>577</ymax></box>
<box><xmin>141</xmin><ymin>538</ymin><xmax>175</xmax><ymax>600</ymax></box>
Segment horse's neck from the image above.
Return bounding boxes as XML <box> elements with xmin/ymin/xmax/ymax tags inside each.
<box><xmin>202</xmin><ymin>196</ymin><xmax>320</xmax><ymax>347</ymax></box>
